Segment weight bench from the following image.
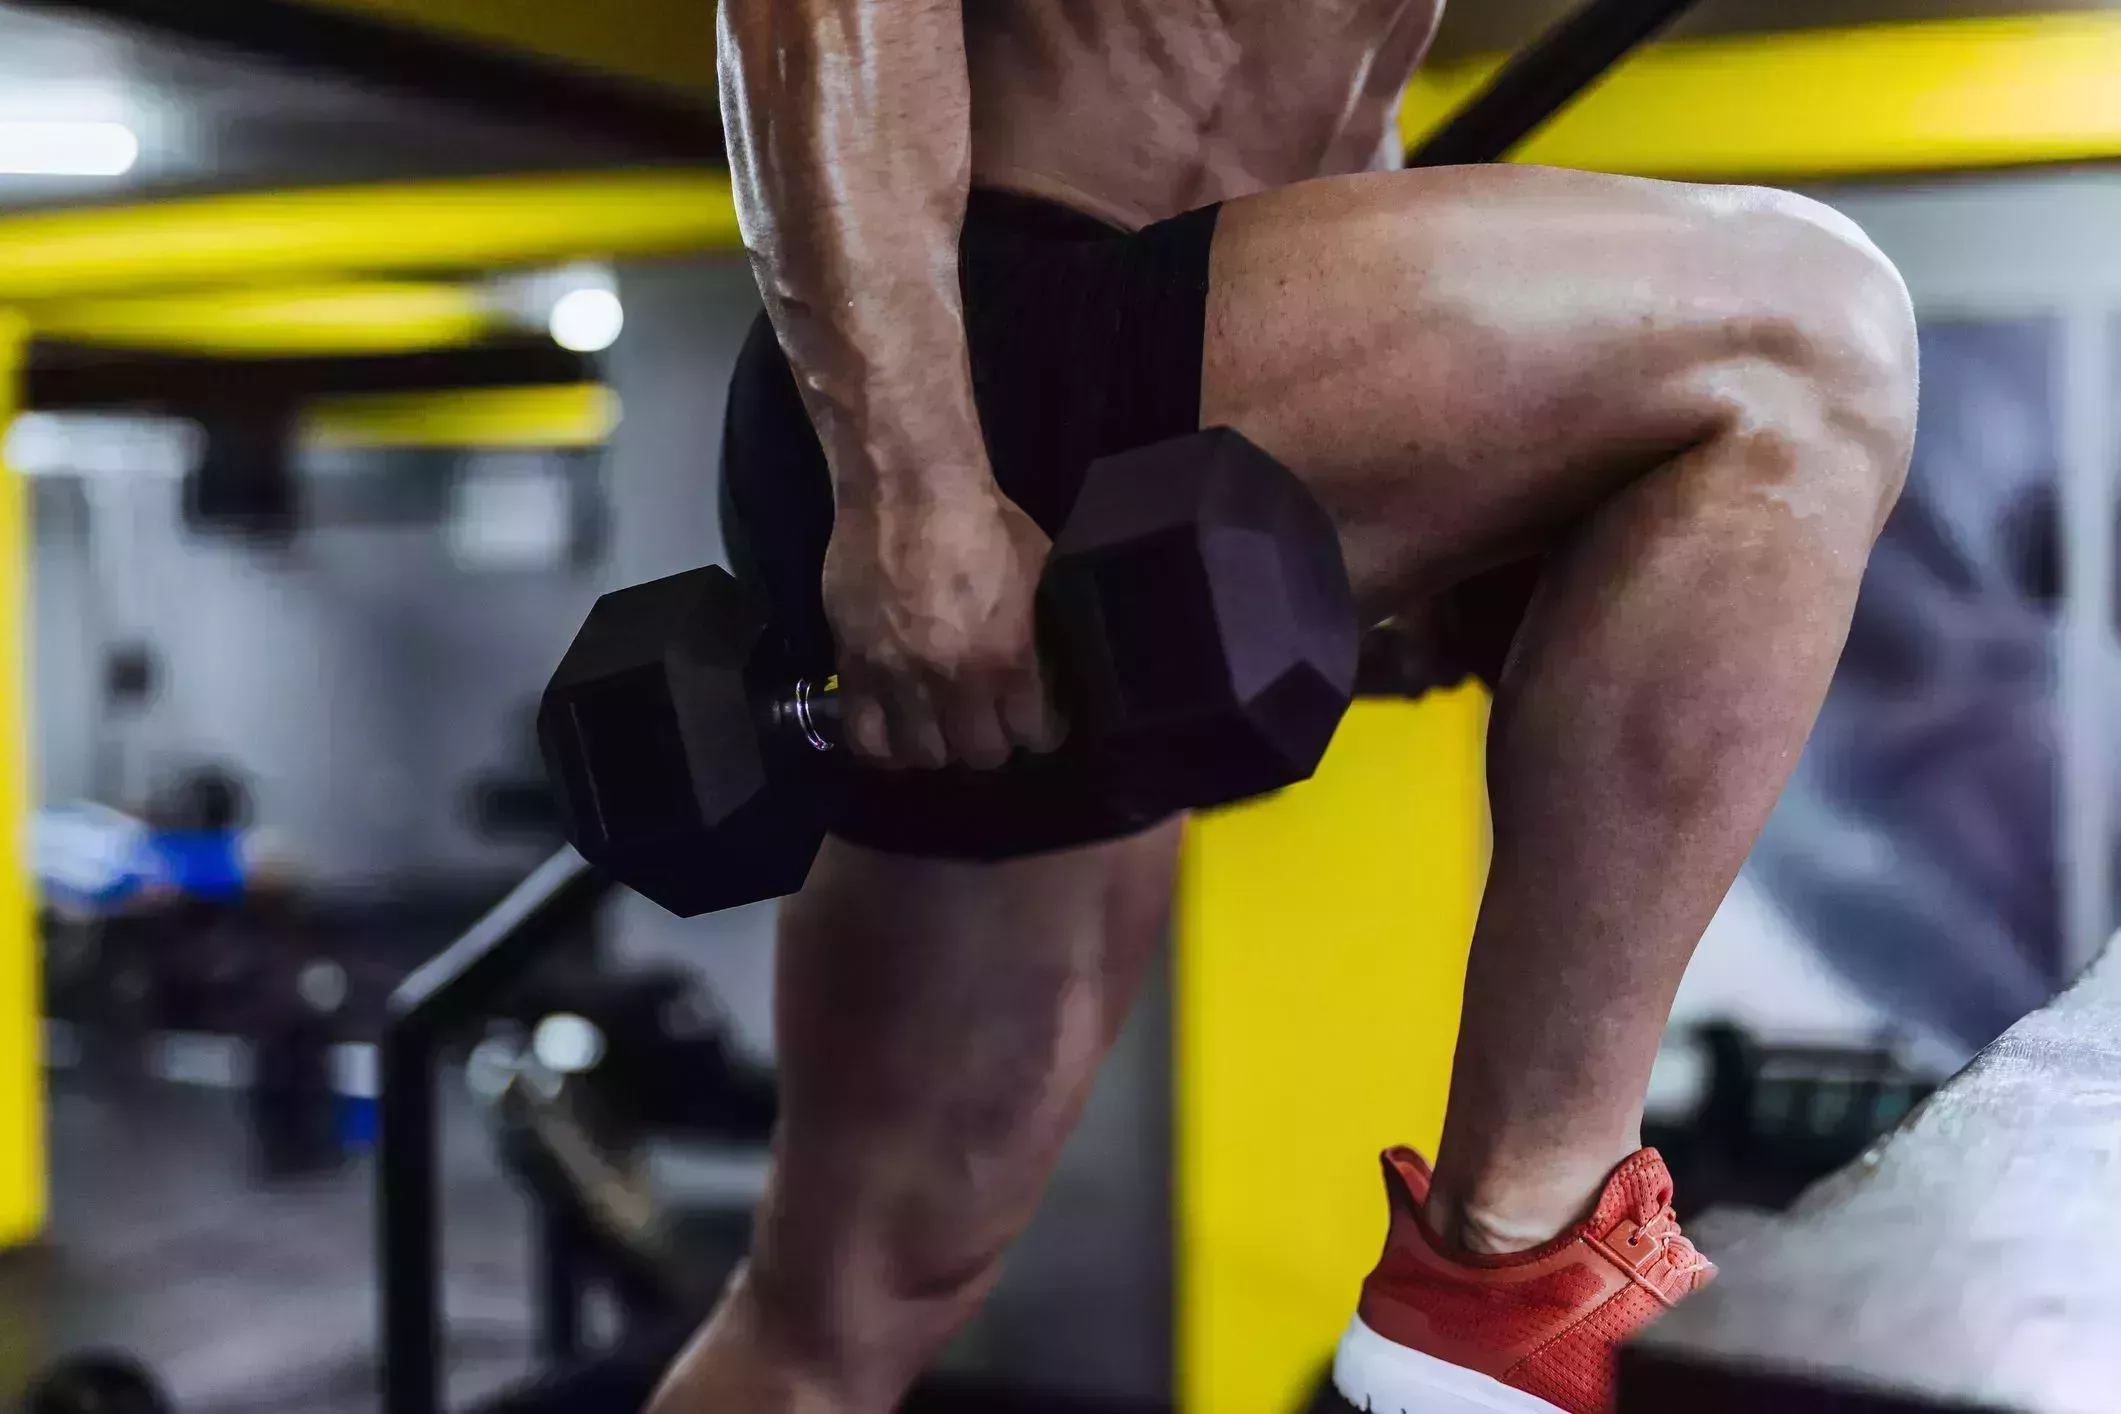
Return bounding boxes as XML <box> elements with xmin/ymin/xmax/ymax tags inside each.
<box><xmin>1621</xmin><ymin>942</ymin><xmax>2121</xmax><ymax>1413</ymax></box>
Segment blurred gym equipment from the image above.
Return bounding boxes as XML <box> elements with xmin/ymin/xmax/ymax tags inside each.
<box><xmin>1646</xmin><ymin>1024</ymin><xmax>1940</xmax><ymax>1217</ymax></box>
<box><xmin>20</xmin><ymin>1351</ymin><xmax>172</xmax><ymax>1414</ymax></box>
<box><xmin>246</xmin><ymin>956</ymin><xmax>352</xmax><ymax>1181</ymax></box>
<box><xmin>482</xmin><ymin>985</ymin><xmax>769</xmax><ymax>1340</ymax></box>
<box><xmin>381</xmin><ymin>851</ymin><xmax>612</xmax><ymax>1414</ymax></box>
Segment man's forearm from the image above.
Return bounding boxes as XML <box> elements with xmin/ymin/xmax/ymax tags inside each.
<box><xmin>719</xmin><ymin>0</ymin><xmax>987</xmax><ymax>509</ymax></box>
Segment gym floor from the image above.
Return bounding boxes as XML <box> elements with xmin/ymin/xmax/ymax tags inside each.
<box><xmin>8</xmin><ymin>1074</ymin><xmax>542</xmax><ymax>1414</ymax></box>
<box><xmin>5</xmin><ymin>949</ymin><xmax>1173</xmax><ymax>1413</ymax></box>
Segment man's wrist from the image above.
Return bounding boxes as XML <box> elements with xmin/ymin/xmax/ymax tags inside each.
<box><xmin>826</xmin><ymin>420</ymin><xmax>995</xmax><ymax>513</ymax></box>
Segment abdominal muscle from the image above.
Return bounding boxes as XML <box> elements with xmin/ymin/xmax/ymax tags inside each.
<box><xmin>965</xmin><ymin>0</ymin><xmax>1445</xmax><ymax>230</ymax></box>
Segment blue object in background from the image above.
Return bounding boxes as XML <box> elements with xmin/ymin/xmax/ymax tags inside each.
<box><xmin>34</xmin><ymin>804</ymin><xmax>253</xmax><ymax>911</ymax></box>
<box><xmin>144</xmin><ymin>827</ymin><xmax>247</xmax><ymax>902</ymax></box>
<box><xmin>338</xmin><ymin>1094</ymin><xmax>379</xmax><ymax>1151</ymax></box>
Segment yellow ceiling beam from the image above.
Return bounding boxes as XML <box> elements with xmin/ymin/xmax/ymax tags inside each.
<box><xmin>305</xmin><ymin>384</ymin><xmax>620</xmax><ymax>450</ymax></box>
<box><xmin>0</xmin><ymin>170</ymin><xmax>740</xmax><ymax>304</ymax></box>
<box><xmin>1402</xmin><ymin>12</ymin><xmax>2121</xmax><ymax>181</ymax></box>
<box><xmin>0</xmin><ymin>13</ymin><xmax>2111</xmax><ymax>316</ymax></box>
<box><xmin>32</xmin><ymin>283</ymin><xmax>498</xmax><ymax>358</ymax></box>
<box><xmin>294</xmin><ymin>0</ymin><xmax>716</xmax><ymax>101</ymax></box>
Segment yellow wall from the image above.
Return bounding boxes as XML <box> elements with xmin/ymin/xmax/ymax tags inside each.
<box><xmin>0</xmin><ymin>311</ymin><xmax>44</xmax><ymax>1253</ymax></box>
<box><xmin>293</xmin><ymin>0</ymin><xmax>716</xmax><ymax>100</ymax></box>
<box><xmin>1177</xmin><ymin>691</ymin><xmax>1490</xmax><ymax>1413</ymax></box>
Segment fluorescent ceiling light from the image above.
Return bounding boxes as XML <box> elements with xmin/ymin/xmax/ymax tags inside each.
<box><xmin>0</xmin><ymin>121</ymin><xmax>138</xmax><ymax>177</ymax></box>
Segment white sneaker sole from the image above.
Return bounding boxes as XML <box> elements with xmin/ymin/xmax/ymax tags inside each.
<box><xmin>1331</xmin><ymin>1315</ymin><xmax>1569</xmax><ymax>1413</ymax></box>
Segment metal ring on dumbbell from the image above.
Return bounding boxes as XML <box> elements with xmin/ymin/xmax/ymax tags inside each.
<box><xmin>794</xmin><ymin>677</ymin><xmax>833</xmax><ymax>754</ymax></box>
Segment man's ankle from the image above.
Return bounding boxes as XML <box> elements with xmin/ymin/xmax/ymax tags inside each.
<box><xmin>1423</xmin><ymin>1191</ymin><xmax>1576</xmax><ymax>1256</ymax></box>
<box><xmin>1422</xmin><ymin>1144</ymin><xmax>1638</xmax><ymax>1257</ymax></box>
<box><xmin>647</xmin><ymin>1270</ymin><xmax>887</xmax><ymax>1414</ymax></box>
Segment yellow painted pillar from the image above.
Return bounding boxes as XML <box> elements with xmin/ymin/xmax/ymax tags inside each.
<box><xmin>0</xmin><ymin>308</ymin><xmax>44</xmax><ymax>1253</ymax></box>
<box><xmin>1176</xmin><ymin>690</ymin><xmax>1491</xmax><ymax>1413</ymax></box>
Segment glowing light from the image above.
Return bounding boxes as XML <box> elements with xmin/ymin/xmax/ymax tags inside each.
<box><xmin>533</xmin><ymin>1014</ymin><xmax>606</xmax><ymax>1074</ymax></box>
<box><xmin>549</xmin><ymin>287</ymin><xmax>624</xmax><ymax>352</ymax></box>
<box><xmin>0</xmin><ymin>122</ymin><xmax>138</xmax><ymax>177</ymax></box>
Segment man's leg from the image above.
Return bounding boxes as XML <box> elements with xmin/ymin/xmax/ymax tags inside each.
<box><xmin>658</xmin><ymin>165</ymin><xmax>1914</xmax><ymax>1413</ymax></box>
<box><xmin>1204</xmin><ymin>165</ymin><xmax>1918</xmax><ymax>1251</ymax></box>
<box><xmin>648</xmin><ymin>823</ymin><xmax>1183</xmax><ymax>1413</ymax></box>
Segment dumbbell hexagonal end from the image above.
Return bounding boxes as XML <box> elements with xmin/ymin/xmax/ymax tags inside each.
<box><xmin>1041</xmin><ymin>428</ymin><xmax>1358</xmax><ymax>814</ymax></box>
<box><xmin>539</xmin><ymin>565</ymin><xmax>827</xmax><ymax>917</ymax></box>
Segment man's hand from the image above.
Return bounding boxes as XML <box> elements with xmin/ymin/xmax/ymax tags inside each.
<box><xmin>722</xmin><ymin>0</ymin><xmax>1028</xmax><ymax>768</ymax></box>
<box><xmin>823</xmin><ymin>483</ymin><xmax>1065</xmax><ymax>770</ymax></box>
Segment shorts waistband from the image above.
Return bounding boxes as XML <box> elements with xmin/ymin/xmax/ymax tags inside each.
<box><xmin>966</xmin><ymin>187</ymin><xmax>1127</xmax><ymax>242</ymax></box>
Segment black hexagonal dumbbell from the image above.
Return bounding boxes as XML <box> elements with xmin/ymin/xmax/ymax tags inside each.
<box><xmin>540</xmin><ymin>428</ymin><xmax>1358</xmax><ymax>917</ymax></box>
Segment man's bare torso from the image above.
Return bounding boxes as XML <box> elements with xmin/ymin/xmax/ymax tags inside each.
<box><xmin>968</xmin><ymin>0</ymin><xmax>1445</xmax><ymax>229</ymax></box>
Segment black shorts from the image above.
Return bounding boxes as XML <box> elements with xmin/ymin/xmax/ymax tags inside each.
<box><xmin>721</xmin><ymin>190</ymin><xmax>1223</xmax><ymax>859</ymax></box>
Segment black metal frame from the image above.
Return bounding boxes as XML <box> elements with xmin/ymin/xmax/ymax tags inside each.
<box><xmin>536</xmin><ymin>1205</ymin><xmax>586</xmax><ymax>1367</ymax></box>
<box><xmin>1405</xmin><ymin>0</ymin><xmax>1705</xmax><ymax>168</ymax></box>
<box><xmin>14</xmin><ymin>0</ymin><xmax>719</xmax><ymax>161</ymax></box>
<box><xmin>27</xmin><ymin>338</ymin><xmax>594</xmax><ymax>417</ymax></box>
<box><xmin>378</xmin><ymin>847</ymin><xmax>613</xmax><ymax>1414</ymax></box>
<box><xmin>29</xmin><ymin>0</ymin><xmax>1719</xmax><ymax>183</ymax></box>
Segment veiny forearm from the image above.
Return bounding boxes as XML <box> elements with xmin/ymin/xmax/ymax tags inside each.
<box><xmin>719</xmin><ymin>0</ymin><xmax>986</xmax><ymax>511</ymax></box>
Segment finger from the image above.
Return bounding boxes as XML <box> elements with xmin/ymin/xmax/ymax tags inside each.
<box><xmin>938</xmin><ymin>682</ymin><xmax>1014</xmax><ymax>771</ymax></box>
<box><xmin>999</xmin><ymin>660</ymin><xmax>1067</xmax><ymax>754</ymax></box>
<box><xmin>840</xmin><ymin>681</ymin><xmax>896</xmax><ymax>765</ymax></box>
<box><xmin>882</xmin><ymin>675</ymin><xmax>949</xmax><ymax>771</ymax></box>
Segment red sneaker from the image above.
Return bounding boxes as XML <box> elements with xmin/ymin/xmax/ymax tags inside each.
<box><xmin>1331</xmin><ymin>1148</ymin><xmax>1712</xmax><ymax>1414</ymax></box>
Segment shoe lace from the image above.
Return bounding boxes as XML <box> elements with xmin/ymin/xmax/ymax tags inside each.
<box><xmin>1634</xmin><ymin>1201</ymin><xmax>1712</xmax><ymax>1285</ymax></box>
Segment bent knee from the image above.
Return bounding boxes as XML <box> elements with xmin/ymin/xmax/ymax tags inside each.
<box><xmin>1689</xmin><ymin>186</ymin><xmax>1919</xmax><ymax>526</ymax></box>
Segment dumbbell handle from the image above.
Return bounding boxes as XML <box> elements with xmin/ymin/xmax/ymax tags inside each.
<box><xmin>762</xmin><ymin>677</ymin><xmax>842</xmax><ymax>753</ymax></box>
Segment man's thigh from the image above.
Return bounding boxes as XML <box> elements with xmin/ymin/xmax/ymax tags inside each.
<box><xmin>1202</xmin><ymin>164</ymin><xmax>1856</xmax><ymax>615</ymax></box>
